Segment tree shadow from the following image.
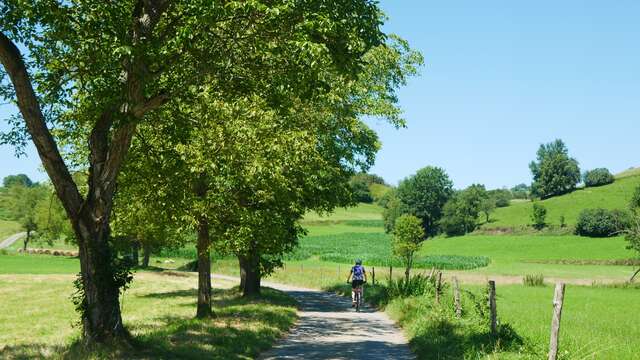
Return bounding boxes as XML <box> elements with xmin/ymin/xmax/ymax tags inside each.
<box><xmin>0</xmin><ymin>288</ymin><xmax>296</xmax><ymax>360</ymax></box>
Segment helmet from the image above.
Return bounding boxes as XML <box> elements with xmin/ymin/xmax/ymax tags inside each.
<box><xmin>355</xmin><ymin>259</ymin><xmax>362</xmax><ymax>265</ymax></box>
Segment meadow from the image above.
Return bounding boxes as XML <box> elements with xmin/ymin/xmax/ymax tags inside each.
<box><xmin>0</xmin><ymin>255</ymin><xmax>297</xmax><ymax>359</ymax></box>
<box><xmin>485</xmin><ymin>174</ymin><xmax>640</xmax><ymax>229</ymax></box>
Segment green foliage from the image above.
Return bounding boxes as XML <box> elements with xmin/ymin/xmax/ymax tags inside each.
<box><xmin>488</xmin><ymin>189</ymin><xmax>512</xmax><ymax>208</ymax></box>
<box><xmin>523</xmin><ymin>274</ymin><xmax>545</xmax><ymax>287</ymax></box>
<box><xmin>510</xmin><ymin>183</ymin><xmax>530</xmax><ymax>200</ymax></box>
<box><xmin>440</xmin><ymin>184</ymin><xmax>487</xmax><ymax>236</ymax></box>
<box><xmin>370</xmin><ymin>183</ymin><xmax>392</xmax><ymax>203</ymax></box>
<box><xmin>387</xmin><ymin>274</ymin><xmax>438</xmax><ymax>299</ymax></box>
<box><xmin>2</xmin><ymin>174</ymin><xmax>34</xmax><ymax>188</ymax></box>
<box><xmin>584</xmin><ymin>168</ymin><xmax>615</xmax><ymax>187</ymax></box>
<box><xmin>530</xmin><ymin>203</ymin><xmax>547</xmax><ymax>230</ymax></box>
<box><xmin>485</xmin><ymin>175</ymin><xmax>640</xmax><ymax>230</ymax></box>
<box><xmin>395</xmin><ymin>166</ymin><xmax>453</xmax><ymax>236</ymax></box>
<box><xmin>348</xmin><ymin>176</ymin><xmax>374</xmax><ymax>203</ymax></box>
<box><xmin>393</xmin><ymin>214</ymin><xmax>424</xmax><ymax>277</ymax></box>
<box><xmin>382</xmin><ymin>192</ymin><xmax>410</xmax><ymax>233</ymax></box>
<box><xmin>575</xmin><ymin>208</ymin><xmax>631</xmax><ymax>237</ymax></box>
<box><xmin>630</xmin><ymin>184</ymin><xmax>640</xmax><ymax>214</ymax></box>
<box><xmin>530</xmin><ymin>139</ymin><xmax>581</xmax><ymax>199</ymax></box>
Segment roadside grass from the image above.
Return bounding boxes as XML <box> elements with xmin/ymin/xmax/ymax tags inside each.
<box><xmin>453</xmin><ymin>283</ymin><xmax>640</xmax><ymax>359</ymax></box>
<box><xmin>0</xmin><ymin>220</ymin><xmax>21</xmax><ymax>241</ymax></box>
<box><xmin>0</xmin><ymin>272</ymin><xmax>297</xmax><ymax>359</ymax></box>
<box><xmin>328</xmin><ymin>279</ymin><xmax>640</xmax><ymax>359</ymax></box>
<box><xmin>421</xmin><ymin>234</ymin><xmax>637</xmax><ymax>280</ymax></box>
<box><xmin>485</xmin><ymin>175</ymin><xmax>640</xmax><ymax>229</ymax></box>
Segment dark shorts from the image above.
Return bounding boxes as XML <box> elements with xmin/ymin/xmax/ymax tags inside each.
<box><xmin>351</xmin><ymin>279</ymin><xmax>364</xmax><ymax>289</ymax></box>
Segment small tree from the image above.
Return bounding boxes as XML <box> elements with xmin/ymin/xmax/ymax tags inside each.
<box><xmin>480</xmin><ymin>197</ymin><xmax>496</xmax><ymax>223</ymax></box>
<box><xmin>583</xmin><ymin>168</ymin><xmax>614</xmax><ymax>187</ymax></box>
<box><xmin>392</xmin><ymin>214</ymin><xmax>425</xmax><ymax>282</ymax></box>
<box><xmin>7</xmin><ymin>184</ymin><xmax>46</xmax><ymax>249</ymax></box>
<box><xmin>529</xmin><ymin>139</ymin><xmax>580</xmax><ymax>199</ymax></box>
<box><xmin>531</xmin><ymin>203</ymin><xmax>547</xmax><ymax>230</ymax></box>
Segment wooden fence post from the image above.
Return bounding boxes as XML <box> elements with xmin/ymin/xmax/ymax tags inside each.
<box><xmin>389</xmin><ymin>266</ymin><xmax>393</xmax><ymax>283</ymax></box>
<box><xmin>435</xmin><ymin>271</ymin><xmax>442</xmax><ymax>304</ymax></box>
<box><xmin>453</xmin><ymin>276</ymin><xmax>462</xmax><ymax>318</ymax></box>
<box><xmin>372</xmin><ymin>267</ymin><xmax>376</xmax><ymax>285</ymax></box>
<box><xmin>428</xmin><ymin>267</ymin><xmax>435</xmax><ymax>280</ymax></box>
<box><xmin>548</xmin><ymin>283</ymin><xmax>566</xmax><ymax>360</ymax></box>
<box><xmin>488</xmin><ymin>280</ymin><xmax>497</xmax><ymax>336</ymax></box>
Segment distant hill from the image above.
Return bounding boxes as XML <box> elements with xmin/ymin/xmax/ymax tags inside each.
<box><xmin>484</xmin><ymin>173</ymin><xmax>640</xmax><ymax>229</ymax></box>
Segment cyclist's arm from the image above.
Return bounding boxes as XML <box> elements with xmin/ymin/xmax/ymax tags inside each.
<box><xmin>346</xmin><ymin>268</ymin><xmax>353</xmax><ymax>283</ymax></box>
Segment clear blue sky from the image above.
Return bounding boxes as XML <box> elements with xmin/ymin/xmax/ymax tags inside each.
<box><xmin>2</xmin><ymin>1</ymin><xmax>639</xmax><ymax>189</ymax></box>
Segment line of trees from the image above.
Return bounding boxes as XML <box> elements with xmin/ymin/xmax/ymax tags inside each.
<box><xmin>0</xmin><ymin>1</ymin><xmax>422</xmax><ymax>344</ymax></box>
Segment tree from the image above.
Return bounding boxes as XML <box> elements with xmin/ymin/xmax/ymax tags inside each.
<box><xmin>488</xmin><ymin>189</ymin><xmax>512</xmax><ymax>208</ymax></box>
<box><xmin>349</xmin><ymin>176</ymin><xmax>374</xmax><ymax>203</ymax></box>
<box><xmin>480</xmin><ymin>197</ymin><xmax>496</xmax><ymax>223</ymax></box>
<box><xmin>626</xmin><ymin>186</ymin><xmax>640</xmax><ymax>281</ymax></box>
<box><xmin>383</xmin><ymin>192</ymin><xmax>409</xmax><ymax>233</ymax></box>
<box><xmin>529</xmin><ymin>139</ymin><xmax>580</xmax><ymax>199</ymax></box>
<box><xmin>531</xmin><ymin>203</ymin><xmax>547</xmax><ymax>230</ymax></box>
<box><xmin>7</xmin><ymin>183</ymin><xmax>46</xmax><ymax>249</ymax></box>
<box><xmin>392</xmin><ymin>214</ymin><xmax>424</xmax><ymax>282</ymax></box>
<box><xmin>34</xmin><ymin>184</ymin><xmax>75</xmax><ymax>246</ymax></box>
<box><xmin>511</xmin><ymin>183</ymin><xmax>531</xmax><ymax>200</ymax></box>
<box><xmin>395</xmin><ymin>166</ymin><xmax>453</xmax><ymax>236</ymax></box>
<box><xmin>439</xmin><ymin>184</ymin><xmax>487</xmax><ymax>236</ymax></box>
<box><xmin>3</xmin><ymin>174</ymin><xmax>34</xmax><ymax>188</ymax></box>
<box><xmin>0</xmin><ymin>0</ymin><xmax>388</xmax><ymax>341</ymax></box>
<box><xmin>583</xmin><ymin>168</ymin><xmax>615</xmax><ymax>187</ymax></box>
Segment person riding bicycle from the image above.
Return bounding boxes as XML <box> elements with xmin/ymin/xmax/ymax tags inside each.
<box><xmin>346</xmin><ymin>259</ymin><xmax>367</xmax><ymax>307</ymax></box>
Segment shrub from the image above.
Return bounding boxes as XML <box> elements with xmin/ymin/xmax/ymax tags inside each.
<box><xmin>387</xmin><ymin>274</ymin><xmax>438</xmax><ymax>299</ymax></box>
<box><xmin>575</xmin><ymin>208</ymin><xmax>631</xmax><ymax>237</ymax></box>
<box><xmin>488</xmin><ymin>189</ymin><xmax>512</xmax><ymax>207</ymax></box>
<box><xmin>530</xmin><ymin>203</ymin><xmax>547</xmax><ymax>230</ymax></box>
<box><xmin>523</xmin><ymin>274</ymin><xmax>545</xmax><ymax>287</ymax></box>
<box><xmin>583</xmin><ymin>168</ymin><xmax>614</xmax><ymax>187</ymax></box>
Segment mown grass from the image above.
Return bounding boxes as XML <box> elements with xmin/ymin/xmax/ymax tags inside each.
<box><xmin>485</xmin><ymin>175</ymin><xmax>640</xmax><ymax>229</ymax></box>
<box><xmin>302</xmin><ymin>203</ymin><xmax>383</xmax><ymax>223</ymax></box>
<box><xmin>0</xmin><ymin>271</ymin><xmax>297</xmax><ymax>359</ymax></box>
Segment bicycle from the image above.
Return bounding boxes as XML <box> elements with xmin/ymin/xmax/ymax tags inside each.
<box><xmin>349</xmin><ymin>281</ymin><xmax>365</xmax><ymax>312</ymax></box>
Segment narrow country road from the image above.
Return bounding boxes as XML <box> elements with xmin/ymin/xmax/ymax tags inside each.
<box><xmin>0</xmin><ymin>232</ymin><xmax>26</xmax><ymax>249</ymax></box>
<box><xmin>212</xmin><ymin>275</ymin><xmax>414</xmax><ymax>360</ymax></box>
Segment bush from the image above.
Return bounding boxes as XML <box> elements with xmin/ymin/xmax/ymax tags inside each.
<box><xmin>575</xmin><ymin>208</ymin><xmax>631</xmax><ymax>237</ymax></box>
<box><xmin>387</xmin><ymin>274</ymin><xmax>438</xmax><ymax>299</ymax></box>
<box><xmin>488</xmin><ymin>189</ymin><xmax>512</xmax><ymax>207</ymax></box>
<box><xmin>583</xmin><ymin>168</ymin><xmax>614</xmax><ymax>187</ymax></box>
<box><xmin>523</xmin><ymin>274</ymin><xmax>544</xmax><ymax>287</ymax></box>
<box><xmin>530</xmin><ymin>203</ymin><xmax>547</xmax><ymax>230</ymax></box>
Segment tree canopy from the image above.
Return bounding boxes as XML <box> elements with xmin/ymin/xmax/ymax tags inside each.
<box><xmin>529</xmin><ymin>139</ymin><xmax>580</xmax><ymax>199</ymax></box>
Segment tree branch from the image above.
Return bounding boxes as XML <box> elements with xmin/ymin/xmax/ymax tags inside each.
<box><xmin>0</xmin><ymin>31</ymin><xmax>83</xmax><ymax>217</ymax></box>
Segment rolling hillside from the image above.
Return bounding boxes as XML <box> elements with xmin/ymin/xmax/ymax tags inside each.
<box><xmin>484</xmin><ymin>173</ymin><xmax>640</xmax><ymax>229</ymax></box>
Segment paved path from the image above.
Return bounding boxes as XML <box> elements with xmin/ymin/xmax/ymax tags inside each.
<box><xmin>0</xmin><ymin>232</ymin><xmax>26</xmax><ymax>249</ymax></box>
<box><xmin>212</xmin><ymin>275</ymin><xmax>414</xmax><ymax>360</ymax></box>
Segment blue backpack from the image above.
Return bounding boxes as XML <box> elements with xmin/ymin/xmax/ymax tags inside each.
<box><xmin>352</xmin><ymin>265</ymin><xmax>365</xmax><ymax>280</ymax></box>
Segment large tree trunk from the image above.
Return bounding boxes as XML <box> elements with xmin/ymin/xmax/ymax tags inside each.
<box><xmin>73</xmin><ymin>213</ymin><xmax>128</xmax><ymax>344</ymax></box>
<box><xmin>141</xmin><ymin>244</ymin><xmax>151</xmax><ymax>268</ymax></box>
<box><xmin>238</xmin><ymin>246</ymin><xmax>261</xmax><ymax>297</ymax></box>
<box><xmin>196</xmin><ymin>217</ymin><xmax>214</xmax><ymax>318</ymax></box>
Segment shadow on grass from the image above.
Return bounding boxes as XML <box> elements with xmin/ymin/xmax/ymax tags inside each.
<box><xmin>323</xmin><ymin>283</ymin><xmax>389</xmax><ymax>308</ymax></box>
<box><xmin>0</xmin><ymin>288</ymin><xmax>297</xmax><ymax>360</ymax></box>
<box><xmin>408</xmin><ymin>319</ymin><xmax>525</xmax><ymax>359</ymax></box>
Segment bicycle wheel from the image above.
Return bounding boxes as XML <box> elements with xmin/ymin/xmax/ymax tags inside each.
<box><xmin>355</xmin><ymin>289</ymin><xmax>361</xmax><ymax>312</ymax></box>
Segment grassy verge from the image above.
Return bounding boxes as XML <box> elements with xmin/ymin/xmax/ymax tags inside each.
<box><xmin>0</xmin><ymin>253</ymin><xmax>296</xmax><ymax>358</ymax></box>
<box><xmin>0</xmin><ymin>271</ymin><xmax>297</xmax><ymax>359</ymax></box>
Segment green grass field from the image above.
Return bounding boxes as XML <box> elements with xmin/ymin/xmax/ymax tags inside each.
<box><xmin>0</xmin><ymin>256</ymin><xmax>296</xmax><ymax>359</ymax></box>
<box><xmin>386</xmin><ymin>283</ymin><xmax>640</xmax><ymax>359</ymax></box>
<box><xmin>485</xmin><ymin>175</ymin><xmax>640</xmax><ymax>229</ymax></box>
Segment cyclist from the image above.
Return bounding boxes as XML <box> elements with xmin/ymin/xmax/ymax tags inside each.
<box><xmin>346</xmin><ymin>259</ymin><xmax>367</xmax><ymax>308</ymax></box>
